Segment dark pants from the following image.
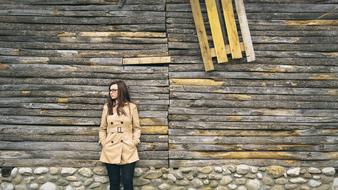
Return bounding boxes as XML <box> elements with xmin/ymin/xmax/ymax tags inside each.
<box><xmin>105</xmin><ymin>162</ymin><xmax>136</xmax><ymax>190</ymax></box>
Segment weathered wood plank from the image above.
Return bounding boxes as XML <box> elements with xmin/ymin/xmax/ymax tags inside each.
<box><xmin>205</xmin><ymin>0</ymin><xmax>228</xmax><ymax>63</ymax></box>
<box><xmin>221</xmin><ymin>0</ymin><xmax>242</xmax><ymax>59</ymax></box>
<box><xmin>190</xmin><ymin>0</ymin><xmax>214</xmax><ymax>71</ymax></box>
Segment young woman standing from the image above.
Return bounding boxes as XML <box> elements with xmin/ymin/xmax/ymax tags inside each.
<box><xmin>98</xmin><ymin>80</ymin><xmax>141</xmax><ymax>190</ymax></box>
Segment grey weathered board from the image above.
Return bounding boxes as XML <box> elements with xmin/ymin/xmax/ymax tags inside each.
<box><xmin>0</xmin><ymin>0</ymin><xmax>338</xmax><ymax>168</ymax></box>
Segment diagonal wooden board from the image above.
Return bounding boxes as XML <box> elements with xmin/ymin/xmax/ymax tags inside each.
<box><xmin>190</xmin><ymin>0</ymin><xmax>215</xmax><ymax>71</ymax></box>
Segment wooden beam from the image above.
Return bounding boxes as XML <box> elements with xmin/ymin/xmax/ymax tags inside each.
<box><xmin>190</xmin><ymin>0</ymin><xmax>214</xmax><ymax>71</ymax></box>
<box><xmin>235</xmin><ymin>0</ymin><xmax>255</xmax><ymax>62</ymax></box>
<box><xmin>205</xmin><ymin>0</ymin><xmax>228</xmax><ymax>63</ymax></box>
<box><xmin>221</xmin><ymin>0</ymin><xmax>242</xmax><ymax>59</ymax></box>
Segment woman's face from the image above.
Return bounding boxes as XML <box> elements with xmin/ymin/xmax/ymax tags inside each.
<box><xmin>109</xmin><ymin>84</ymin><xmax>119</xmax><ymax>100</ymax></box>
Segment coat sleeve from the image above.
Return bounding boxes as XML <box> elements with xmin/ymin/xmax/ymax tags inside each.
<box><xmin>131</xmin><ymin>103</ymin><xmax>141</xmax><ymax>146</ymax></box>
<box><xmin>98</xmin><ymin>103</ymin><xmax>108</xmax><ymax>145</ymax></box>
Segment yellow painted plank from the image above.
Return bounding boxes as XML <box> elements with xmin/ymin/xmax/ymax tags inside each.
<box><xmin>235</xmin><ymin>0</ymin><xmax>255</xmax><ymax>62</ymax></box>
<box><xmin>287</xmin><ymin>20</ymin><xmax>338</xmax><ymax>26</ymax></box>
<box><xmin>123</xmin><ymin>56</ymin><xmax>171</xmax><ymax>64</ymax></box>
<box><xmin>190</xmin><ymin>0</ymin><xmax>214</xmax><ymax>71</ymax></box>
<box><xmin>170</xmin><ymin>79</ymin><xmax>224</xmax><ymax>86</ymax></box>
<box><xmin>79</xmin><ymin>32</ymin><xmax>166</xmax><ymax>38</ymax></box>
<box><xmin>210</xmin><ymin>42</ymin><xmax>245</xmax><ymax>57</ymax></box>
<box><xmin>221</xmin><ymin>0</ymin><xmax>242</xmax><ymax>59</ymax></box>
<box><xmin>205</xmin><ymin>0</ymin><xmax>228</xmax><ymax>63</ymax></box>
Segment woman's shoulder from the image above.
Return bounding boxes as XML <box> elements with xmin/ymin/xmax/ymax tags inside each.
<box><xmin>127</xmin><ymin>101</ymin><xmax>137</xmax><ymax>108</ymax></box>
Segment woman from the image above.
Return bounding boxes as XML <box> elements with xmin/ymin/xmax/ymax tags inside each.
<box><xmin>98</xmin><ymin>80</ymin><xmax>141</xmax><ymax>190</ymax></box>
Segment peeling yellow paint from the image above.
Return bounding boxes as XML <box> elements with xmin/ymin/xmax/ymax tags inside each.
<box><xmin>0</xmin><ymin>64</ymin><xmax>9</xmax><ymax>70</ymax></box>
<box><xmin>58</xmin><ymin>98</ymin><xmax>68</xmax><ymax>104</ymax></box>
<box><xmin>21</xmin><ymin>91</ymin><xmax>31</xmax><ymax>96</ymax></box>
<box><xmin>170</xmin><ymin>79</ymin><xmax>224</xmax><ymax>86</ymax></box>
<box><xmin>287</xmin><ymin>20</ymin><xmax>338</xmax><ymax>26</ymax></box>
<box><xmin>227</xmin><ymin>116</ymin><xmax>241</xmax><ymax>121</ymax></box>
<box><xmin>231</xmin><ymin>94</ymin><xmax>252</xmax><ymax>101</ymax></box>
<box><xmin>79</xmin><ymin>32</ymin><xmax>166</xmax><ymax>38</ymax></box>
<box><xmin>142</xmin><ymin>126</ymin><xmax>168</xmax><ymax>135</ymax></box>
<box><xmin>328</xmin><ymin>90</ymin><xmax>338</xmax><ymax>96</ymax></box>
<box><xmin>310</xmin><ymin>74</ymin><xmax>336</xmax><ymax>80</ymax></box>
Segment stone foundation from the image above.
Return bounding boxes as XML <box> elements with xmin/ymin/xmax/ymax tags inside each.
<box><xmin>0</xmin><ymin>165</ymin><xmax>337</xmax><ymax>190</ymax></box>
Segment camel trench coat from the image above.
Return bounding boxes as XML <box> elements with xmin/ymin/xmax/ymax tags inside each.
<box><xmin>98</xmin><ymin>102</ymin><xmax>141</xmax><ymax>164</ymax></box>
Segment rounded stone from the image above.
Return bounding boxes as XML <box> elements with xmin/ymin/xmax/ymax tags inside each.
<box><xmin>161</xmin><ymin>167</ymin><xmax>170</xmax><ymax>174</ymax></box>
<box><xmin>49</xmin><ymin>167</ymin><xmax>60</xmax><ymax>175</ymax></box>
<box><xmin>72</xmin><ymin>181</ymin><xmax>82</xmax><ymax>187</ymax></box>
<box><xmin>303</xmin><ymin>172</ymin><xmax>312</xmax><ymax>179</ymax></box>
<box><xmin>237</xmin><ymin>185</ymin><xmax>247</xmax><ymax>190</ymax></box>
<box><xmin>134</xmin><ymin>168</ymin><xmax>145</xmax><ymax>177</ymax></box>
<box><xmin>66</xmin><ymin>176</ymin><xmax>78</xmax><ymax>181</ymax></box>
<box><xmin>250</xmin><ymin>167</ymin><xmax>258</xmax><ymax>174</ymax></box>
<box><xmin>215</xmin><ymin>187</ymin><xmax>229</xmax><ymax>190</ymax></box>
<box><xmin>275</xmin><ymin>178</ymin><xmax>288</xmax><ymax>185</ymax></box>
<box><xmin>34</xmin><ymin>167</ymin><xmax>49</xmax><ymax>175</ymax></box>
<box><xmin>65</xmin><ymin>185</ymin><xmax>75</xmax><ymax>190</ymax></box>
<box><xmin>141</xmin><ymin>185</ymin><xmax>156</xmax><ymax>190</ymax></box>
<box><xmin>78</xmin><ymin>168</ymin><xmax>93</xmax><ymax>177</ymax></box>
<box><xmin>18</xmin><ymin>168</ymin><xmax>33</xmax><ymax>175</ymax></box>
<box><xmin>208</xmin><ymin>173</ymin><xmax>222</xmax><ymax>180</ymax></box>
<box><xmin>135</xmin><ymin>178</ymin><xmax>151</xmax><ymax>186</ymax></box>
<box><xmin>210</xmin><ymin>180</ymin><xmax>218</xmax><ymax>187</ymax></box>
<box><xmin>56</xmin><ymin>178</ymin><xmax>69</xmax><ymax>186</ymax></box>
<box><xmin>245</xmin><ymin>179</ymin><xmax>261</xmax><ymax>190</ymax></box>
<box><xmin>313</xmin><ymin>175</ymin><xmax>321</xmax><ymax>179</ymax></box>
<box><xmin>197</xmin><ymin>173</ymin><xmax>208</xmax><ymax>179</ymax></box>
<box><xmin>158</xmin><ymin>183</ymin><xmax>170</xmax><ymax>190</ymax></box>
<box><xmin>214</xmin><ymin>166</ymin><xmax>223</xmax><ymax>173</ymax></box>
<box><xmin>175</xmin><ymin>179</ymin><xmax>190</xmax><ymax>186</ymax></box>
<box><xmin>29</xmin><ymin>183</ymin><xmax>39</xmax><ymax>190</ymax></box>
<box><xmin>299</xmin><ymin>185</ymin><xmax>310</xmax><ymax>190</ymax></box>
<box><xmin>220</xmin><ymin>176</ymin><xmax>233</xmax><ymax>185</ymax></box>
<box><xmin>285</xmin><ymin>183</ymin><xmax>298</xmax><ymax>189</ymax></box>
<box><xmin>235</xmin><ymin>178</ymin><xmax>247</xmax><ymax>185</ymax></box>
<box><xmin>228</xmin><ymin>184</ymin><xmax>237</xmax><ymax>190</ymax></box>
<box><xmin>227</xmin><ymin>165</ymin><xmax>236</xmax><ymax>173</ymax></box>
<box><xmin>321</xmin><ymin>175</ymin><xmax>334</xmax><ymax>183</ymax></box>
<box><xmin>14</xmin><ymin>184</ymin><xmax>27</xmax><ymax>190</ymax></box>
<box><xmin>144</xmin><ymin>170</ymin><xmax>162</xmax><ymax>179</ymax></box>
<box><xmin>93</xmin><ymin>167</ymin><xmax>107</xmax><ymax>175</ymax></box>
<box><xmin>24</xmin><ymin>176</ymin><xmax>35</xmax><ymax>184</ymax></box>
<box><xmin>307</xmin><ymin>179</ymin><xmax>321</xmax><ymax>187</ymax></box>
<box><xmin>167</xmin><ymin>173</ymin><xmax>177</xmax><ymax>182</ymax></box>
<box><xmin>191</xmin><ymin>178</ymin><xmax>203</xmax><ymax>188</ymax></box>
<box><xmin>333</xmin><ymin>178</ymin><xmax>338</xmax><ymax>190</ymax></box>
<box><xmin>84</xmin><ymin>178</ymin><xmax>94</xmax><ymax>186</ymax></box>
<box><xmin>1</xmin><ymin>182</ymin><xmax>14</xmax><ymax>190</ymax></box>
<box><xmin>88</xmin><ymin>182</ymin><xmax>101</xmax><ymax>189</ymax></box>
<box><xmin>10</xmin><ymin>168</ymin><xmax>18</xmax><ymax>177</ymax></box>
<box><xmin>256</xmin><ymin>173</ymin><xmax>263</xmax><ymax>179</ymax></box>
<box><xmin>39</xmin><ymin>182</ymin><xmax>57</xmax><ymax>190</ymax></box>
<box><xmin>180</xmin><ymin>167</ymin><xmax>194</xmax><ymax>173</ymax></box>
<box><xmin>289</xmin><ymin>177</ymin><xmax>307</xmax><ymax>184</ymax></box>
<box><xmin>322</xmin><ymin>167</ymin><xmax>335</xmax><ymax>176</ymax></box>
<box><xmin>262</xmin><ymin>176</ymin><xmax>274</xmax><ymax>185</ymax></box>
<box><xmin>203</xmin><ymin>179</ymin><xmax>209</xmax><ymax>185</ymax></box>
<box><xmin>36</xmin><ymin>176</ymin><xmax>47</xmax><ymax>184</ymax></box>
<box><xmin>94</xmin><ymin>175</ymin><xmax>108</xmax><ymax>183</ymax></box>
<box><xmin>308</xmin><ymin>167</ymin><xmax>321</xmax><ymax>174</ymax></box>
<box><xmin>286</xmin><ymin>167</ymin><xmax>300</xmax><ymax>177</ymax></box>
<box><xmin>12</xmin><ymin>175</ymin><xmax>23</xmax><ymax>184</ymax></box>
<box><xmin>266</xmin><ymin>166</ymin><xmax>286</xmax><ymax>178</ymax></box>
<box><xmin>61</xmin><ymin>168</ymin><xmax>77</xmax><ymax>176</ymax></box>
<box><xmin>271</xmin><ymin>185</ymin><xmax>284</xmax><ymax>190</ymax></box>
<box><xmin>172</xmin><ymin>170</ymin><xmax>184</xmax><ymax>180</ymax></box>
<box><xmin>222</xmin><ymin>167</ymin><xmax>232</xmax><ymax>175</ymax></box>
<box><xmin>236</xmin><ymin>164</ymin><xmax>250</xmax><ymax>175</ymax></box>
<box><xmin>198</xmin><ymin>166</ymin><xmax>213</xmax><ymax>174</ymax></box>
<box><xmin>245</xmin><ymin>173</ymin><xmax>257</xmax><ymax>179</ymax></box>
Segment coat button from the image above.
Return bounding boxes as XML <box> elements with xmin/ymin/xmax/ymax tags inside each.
<box><xmin>120</xmin><ymin>140</ymin><xmax>123</xmax><ymax>142</ymax></box>
<box><xmin>111</xmin><ymin>122</ymin><xmax>113</xmax><ymax>124</ymax></box>
<box><xmin>111</xmin><ymin>141</ymin><xmax>114</xmax><ymax>143</ymax></box>
<box><xmin>121</xmin><ymin>121</ymin><xmax>123</xmax><ymax>124</ymax></box>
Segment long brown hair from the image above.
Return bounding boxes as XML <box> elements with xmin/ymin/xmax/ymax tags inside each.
<box><xmin>107</xmin><ymin>80</ymin><xmax>131</xmax><ymax>116</ymax></box>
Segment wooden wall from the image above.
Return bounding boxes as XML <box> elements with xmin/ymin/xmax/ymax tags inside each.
<box><xmin>167</xmin><ymin>0</ymin><xmax>338</xmax><ymax>167</ymax></box>
<box><xmin>0</xmin><ymin>0</ymin><xmax>338</xmax><ymax>168</ymax></box>
<box><xmin>0</xmin><ymin>0</ymin><xmax>169</xmax><ymax>167</ymax></box>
